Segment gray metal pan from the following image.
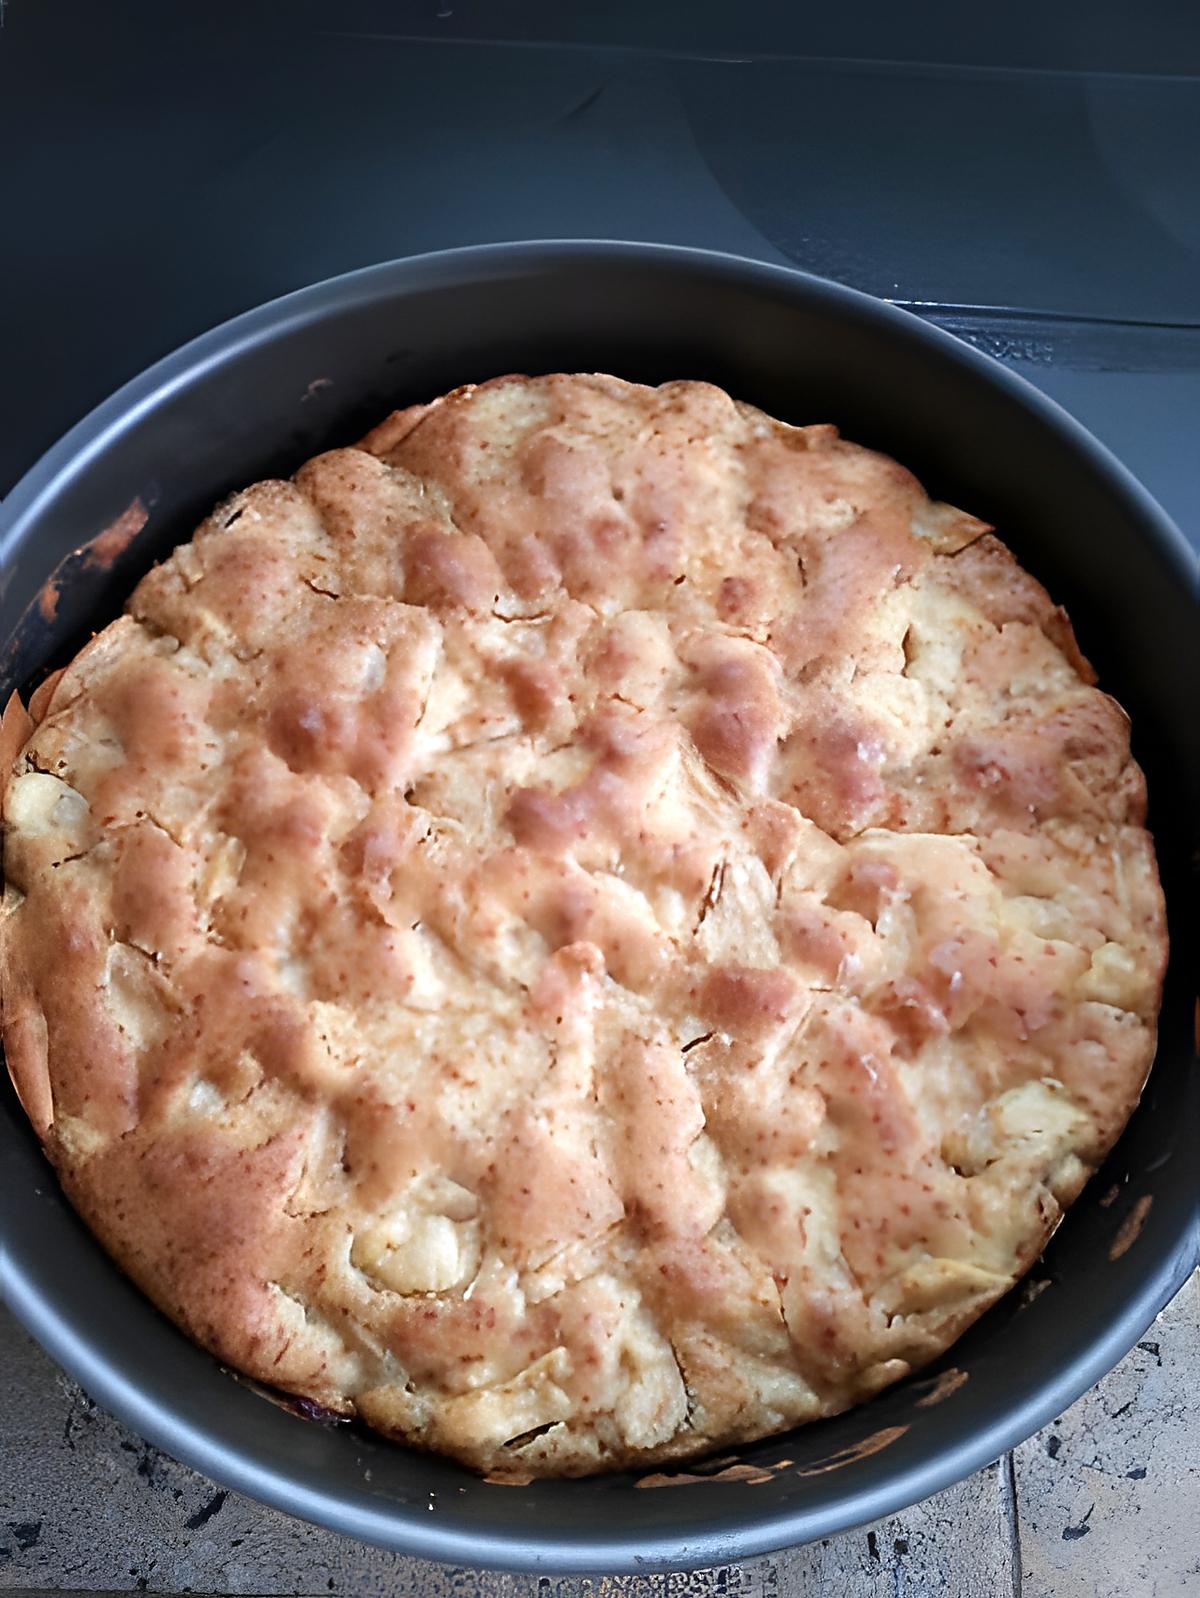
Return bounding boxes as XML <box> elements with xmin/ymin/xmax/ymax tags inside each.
<box><xmin>1</xmin><ymin>242</ymin><xmax>1195</xmax><ymax>1573</ymax></box>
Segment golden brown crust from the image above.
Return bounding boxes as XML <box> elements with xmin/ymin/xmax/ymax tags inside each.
<box><xmin>0</xmin><ymin>375</ymin><xmax>1166</xmax><ymax>1477</ymax></box>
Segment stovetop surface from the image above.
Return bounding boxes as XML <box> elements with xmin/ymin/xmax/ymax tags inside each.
<box><xmin>1</xmin><ymin>2</ymin><xmax>1196</xmax><ymax>543</ymax></box>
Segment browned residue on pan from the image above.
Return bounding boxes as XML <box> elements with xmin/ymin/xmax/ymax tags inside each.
<box><xmin>636</xmin><ymin>1462</ymin><xmax>777</xmax><ymax>1489</ymax></box>
<box><xmin>1109</xmin><ymin>1194</ymin><xmax>1154</xmax><ymax>1261</ymax></box>
<box><xmin>914</xmin><ymin>1367</ymin><xmax>968</xmax><ymax>1408</ymax></box>
<box><xmin>31</xmin><ymin>496</ymin><xmax>151</xmax><ymax>628</ymax></box>
<box><xmin>483</xmin><ymin>1470</ymin><xmax>536</xmax><ymax>1487</ymax></box>
<box><xmin>793</xmin><ymin>1425</ymin><xmax>909</xmax><ymax>1477</ymax></box>
<box><xmin>1099</xmin><ymin>1183</ymin><xmax>1123</xmax><ymax>1209</ymax></box>
<box><xmin>87</xmin><ymin>497</ymin><xmax>149</xmax><ymax>566</ymax></box>
<box><xmin>638</xmin><ymin>1424</ymin><xmax>908</xmax><ymax>1489</ymax></box>
<box><xmin>1015</xmin><ymin>1276</ymin><xmax>1053</xmax><ymax>1312</ymax></box>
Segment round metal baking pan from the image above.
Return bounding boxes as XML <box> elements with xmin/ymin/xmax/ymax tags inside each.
<box><xmin>1</xmin><ymin>242</ymin><xmax>1196</xmax><ymax>1573</ymax></box>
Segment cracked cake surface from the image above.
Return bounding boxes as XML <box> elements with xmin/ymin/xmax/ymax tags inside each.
<box><xmin>0</xmin><ymin>374</ymin><xmax>1166</xmax><ymax>1477</ymax></box>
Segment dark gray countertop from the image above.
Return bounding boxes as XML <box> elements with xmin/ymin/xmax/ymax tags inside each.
<box><xmin>1</xmin><ymin>1</ymin><xmax>1198</xmax><ymax>540</ymax></box>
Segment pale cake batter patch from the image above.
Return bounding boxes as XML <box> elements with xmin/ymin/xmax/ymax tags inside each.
<box><xmin>0</xmin><ymin>376</ymin><xmax>1165</xmax><ymax>1476</ymax></box>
